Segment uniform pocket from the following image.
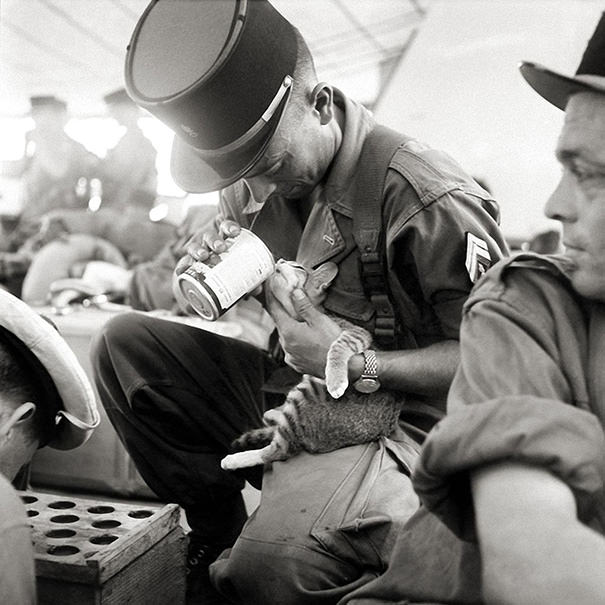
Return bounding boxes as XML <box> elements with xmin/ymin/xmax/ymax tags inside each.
<box><xmin>311</xmin><ymin>437</ymin><xmax>420</xmax><ymax>569</ymax></box>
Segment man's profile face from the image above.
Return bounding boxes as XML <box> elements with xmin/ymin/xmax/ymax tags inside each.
<box><xmin>242</xmin><ymin>94</ymin><xmax>335</xmax><ymax>204</ymax></box>
<box><xmin>545</xmin><ymin>92</ymin><xmax>605</xmax><ymax>301</ymax></box>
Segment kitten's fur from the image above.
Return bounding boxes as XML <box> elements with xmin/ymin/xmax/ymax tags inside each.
<box><xmin>221</xmin><ymin>260</ymin><xmax>403</xmax><ymax>470</ymax></box>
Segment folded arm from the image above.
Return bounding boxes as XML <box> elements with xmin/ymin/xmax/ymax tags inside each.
<box><xmin>472</xmin><ymin>461</ymin><xmax>605</xmax><ymax>605</ymax></box>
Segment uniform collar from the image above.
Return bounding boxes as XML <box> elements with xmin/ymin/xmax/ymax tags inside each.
<box><xmin>322</xmin><ymin>89</ymin><xmax>375</xmax><ymax>216</ymax></box>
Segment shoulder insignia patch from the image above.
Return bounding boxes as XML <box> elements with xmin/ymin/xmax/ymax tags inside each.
<box><xmin>465</xmin><ymin>233</ymin><xmax>492</xmax><ymax>283</ymax></box>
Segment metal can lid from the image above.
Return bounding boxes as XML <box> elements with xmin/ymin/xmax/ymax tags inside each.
<box><xmin>176</xmin><ymin>272</ymin><xmax>220</xmax><ymax>321</ymax></box>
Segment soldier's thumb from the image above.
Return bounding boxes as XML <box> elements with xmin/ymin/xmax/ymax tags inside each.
<box><xmin>292</xmin><ymin>288</ymin><xmax>317</xmax><ymax>325</ymax></box>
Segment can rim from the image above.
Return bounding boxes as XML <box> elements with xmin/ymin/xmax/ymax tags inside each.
<box><xmin>176</xmin><ymin>272</ymin><xmax>220</xmax><ymax>321</ymax></box>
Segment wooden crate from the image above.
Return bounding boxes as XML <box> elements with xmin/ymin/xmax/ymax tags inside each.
<box><xmin>20</xmin><ymin>490</ymin><xmax>186</xmax><ymax>605</ymax></box>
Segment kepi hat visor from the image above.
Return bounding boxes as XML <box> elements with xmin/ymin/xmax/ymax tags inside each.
<box><xmin>170</xmin><ymin>78</ymin><xmax>292</xmax><ymax>193</ymax></box>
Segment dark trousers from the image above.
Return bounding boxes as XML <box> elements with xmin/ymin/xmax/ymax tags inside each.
<box><xmin>90</xmin><ymin>312</ymin><xmax>279</xmax><ymax>545</ymax></box>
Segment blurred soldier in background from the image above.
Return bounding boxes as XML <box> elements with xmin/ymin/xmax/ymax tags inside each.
<box><xmin>99</xmin><ymin>88</ymin><xmax>157</xmax><ymax>211</ymax></box>
<box><xmin>0</xmin><ymin>289</ymin><xmax>98</xmax><ymax>604</ymax></box>
<box><xmin>0</xmin><ymin>95</ymin><xmax>98</xmax><ymax>295</ymax></box>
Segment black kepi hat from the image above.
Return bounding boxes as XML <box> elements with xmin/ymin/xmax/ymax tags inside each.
<box><xmin>520</xmin><ymin>12</ymin><xmax>605</xmax><ymax>110</ymax></box>
<box><xmin>125</xmin><ymin>0</ymin><xmax>298</xmax><ymax>193</ymax></box>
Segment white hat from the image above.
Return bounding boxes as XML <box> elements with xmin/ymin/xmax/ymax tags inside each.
<box><xmin>0</xmin><ymin>289</ymin><xmax>99</xmax><ymax>450</ymax></box>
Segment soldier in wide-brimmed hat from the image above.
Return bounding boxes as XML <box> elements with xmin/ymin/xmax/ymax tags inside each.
<box><xmin>91</xmin><ymin>1</ymin><xmax>508</xmax><ymax>603</ymax></box>
<box><xmin>0</xmin><ymin>289</ymin><xmax>98</xmax><ymax>603</ymax></box>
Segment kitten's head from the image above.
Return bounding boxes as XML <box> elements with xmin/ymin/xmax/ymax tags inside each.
<box><xmin>269</xmin><ymin>259</ymin><xmax>338</xmax><ymax>319</ymax></box>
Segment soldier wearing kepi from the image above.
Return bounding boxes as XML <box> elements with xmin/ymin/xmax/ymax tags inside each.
<box><xmin>90</xmin><ymin>1</ymin><xmax>508</xmax><ymax>603</ymax></box>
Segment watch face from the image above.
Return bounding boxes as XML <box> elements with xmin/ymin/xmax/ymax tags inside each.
<box><xmin>354</xmin><ymin>377</ymin><xmax>381</xmax><ymax>393</ymax></box>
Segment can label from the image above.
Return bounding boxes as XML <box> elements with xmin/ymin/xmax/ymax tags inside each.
<box><xmin>177</xmin><ymin>229</ymin><xmax>275</xmax><ymax>320</ymax></box>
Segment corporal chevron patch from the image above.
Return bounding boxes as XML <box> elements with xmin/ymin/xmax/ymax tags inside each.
<box><xmin>465</xmin><ymin>232</ymin><xmax>492</xmax><ymax>283</ymax></box>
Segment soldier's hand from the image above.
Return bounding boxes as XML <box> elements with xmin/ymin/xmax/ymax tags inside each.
<box><xmin>267</xmin><ymin>287</ymin><xmax>342</xmax><ymax>377</ymax></box>
<box><xmin>174</xmin><ymin>218</ymin><xmax>241</xmax><ymax>276</ymax></box>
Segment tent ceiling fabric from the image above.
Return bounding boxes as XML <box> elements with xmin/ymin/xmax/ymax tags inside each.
<box><xmin>1</xmin><ymin>0</ymin><xmax>428</xmax><ymax>118</ymax></box>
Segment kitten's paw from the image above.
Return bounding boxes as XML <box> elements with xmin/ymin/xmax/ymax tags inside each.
<box><xmin>325</xmin><ymin>367</ymin><xmax>348</xmax><ymax>399</ymax></box>
<box><xmin>329</xmin><ymin>384</ymin><xmax>347</xmax><ymax>399</ymax></box>
<box><xmin>325</xmin><ymin>378</ymin><xmax>347</xmax><ymax>399</ymax></box>
<box><xmin>221</xmin><ymin>451</ymin><xmax>264</xmax><ymax>470</ymax></box>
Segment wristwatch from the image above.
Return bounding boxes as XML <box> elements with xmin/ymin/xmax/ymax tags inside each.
<box><xmin>353</xmin><ymin>349</ymin><xmax>381</xmax><ymax>393</ymax></box>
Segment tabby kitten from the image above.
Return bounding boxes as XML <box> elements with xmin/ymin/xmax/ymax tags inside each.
<box><xmin>221</xmin><ymin>260</ymin><xmax>403</xmax><ymax>470</ymax></box>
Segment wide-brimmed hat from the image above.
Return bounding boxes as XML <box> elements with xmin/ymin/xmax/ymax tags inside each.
<box><xmin>125</xmin><ymin>0</ymin><xmax>298</xmax><ymax>193</ymax></box>
<box><xmin>0</xmin><ymin>289</ymin><xmax>99</xmax><ymax>450</ymax></box>
<box><xmin>520</xmin><ymin>12</ymin><xmax>605</xmax><ymax>110</ymax></box>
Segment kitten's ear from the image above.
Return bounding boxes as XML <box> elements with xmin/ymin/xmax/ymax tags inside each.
<box><xmin>308</xmin><ymin>262</ymin><xmax>338</xmax><ymax>294</ymax></box>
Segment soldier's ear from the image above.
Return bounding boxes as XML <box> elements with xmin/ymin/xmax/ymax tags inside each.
<box><xmin>0</xmin><ymin>402</ymin><xmax>36</xmax><ymax>444</ymax></box>
<box><xmin>307</xmin><ymin>262</ymin><xmax>338</xmax><ymax>295</ymax></box>
<box><xmin>310</xmin><ymin>83</ymin><xmax>334</xmax><ymax>125</ymax></box>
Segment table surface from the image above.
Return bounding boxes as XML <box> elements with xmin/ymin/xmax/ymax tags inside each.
<box><xmin>35</xmin><ymin>305</ymin><xmax>244</xmax><ymax>339</ymax></box>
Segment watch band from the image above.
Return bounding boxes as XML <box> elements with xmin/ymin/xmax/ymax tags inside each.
<box><xmin>353</xmin><ymin>349</ymin><xmax>381</xmax><ymax>393</ymax></box>
<box><xmin>361</xmin><ymin>349</ymin><xmax>378</xmax><ymax>378</ymax></box>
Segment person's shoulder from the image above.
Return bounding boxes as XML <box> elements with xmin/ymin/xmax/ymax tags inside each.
<box><xmin>381</xmin><ymin>130</ymin><xmax>489</xmax><ymax>208</ymax></box>
<box><xmin>467</xmin><ymin>252</ymin><xmax>579</xmax><ymax>310</ymax></box>
<box><xmin>482</xmin><ymin>252</ymin><xmax>573</xmax><ymax>284</ymax></box>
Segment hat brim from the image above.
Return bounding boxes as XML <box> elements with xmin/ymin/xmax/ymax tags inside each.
<box><xmin>520</xmin><ymin>61</ymin><xmax>605</xmax><ymax>110</ymax></box>
<box><xmin>170</xmin><ymin>87</ymin><xmax>291</xmax><ymax>194</ymax></box>
<box><xmin>0</xmin><ymin>289</ymin><xmax>99</xmax><ymax>450</ymax></box>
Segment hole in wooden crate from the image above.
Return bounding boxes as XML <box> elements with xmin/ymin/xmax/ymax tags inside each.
<box><xmin>48</xmin><ymin>500</ymin><xmax>76</xmax><ymax>509</ymax></box>
<box><xmin>90</xmin><ymin>534</ymin><xmax>119</xmax><ymax>545</ymax></box>
<box><xmin>50</xmin><ymin>514</ymin><xmax>79</xmax><ymax>524</ymax></box>
<box><xmin>27</xmin><ymin>510</ymin><xmax>39</xmax><ymax>517</ymax></box>
<box><xmin>46</xmin><ymin>529</ymin><xmax>77</xmax><ymax>539</ymax></box>
<box><xmin>91</xmin><ymin>519</ymin><xmax>121</xmax><ymax>529</ymax></box>
<box><xmin>21</xmin><ymin>495</ymin><xmax>38</xmax><ymax>504</ymax></box>
<box><xmin>128</xmin><ymin>509</ymin><xmax>154</xmax><ymax>519</ymax></box>
<box><xmin>87</xmin><ymin>505</ymin><xmax>115</xmax><ymax>514</ymax></box>
<box><xmin>47</xmin><ymin>545</ymin><xmax>80</xmax><ymax>556</ymax></box>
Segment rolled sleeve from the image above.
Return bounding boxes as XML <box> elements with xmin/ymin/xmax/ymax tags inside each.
<box><xmin>412</xmin><ymin>262</ymin><xmax>605</xmax><ymax>540</ymax></box>
<box><xmin>414</xmin><ymin>396</ymin><xmax>605</xmax><ymax>540</ymax></box>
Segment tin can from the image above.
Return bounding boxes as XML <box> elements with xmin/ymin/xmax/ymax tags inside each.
<box><xmin>176</xmin><ymin>229</ymin><xmax>275</xmax><ymax>320</ymax></box>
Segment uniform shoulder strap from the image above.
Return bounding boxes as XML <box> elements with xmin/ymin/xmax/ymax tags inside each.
<box><xmin>352</xmin><ymin>125</ymin><xmax>413</xmax><ymax>348</ymax></box>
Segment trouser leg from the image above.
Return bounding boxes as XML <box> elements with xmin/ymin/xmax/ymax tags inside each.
<box><xmin>211</xmin><ymin>438</ymin><xmax>420</xmax><ymax>605</ymax></box>
<box><xmin>90</xmin><ymin>312</ymin><xmax>278</xmax><ymax>544</ymax></box>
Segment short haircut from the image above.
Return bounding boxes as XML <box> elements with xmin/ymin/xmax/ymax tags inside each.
<box><xmin>0</xmin><ymin>329</ymin><xmax>60</xmax><ymax>447</ymax></box>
